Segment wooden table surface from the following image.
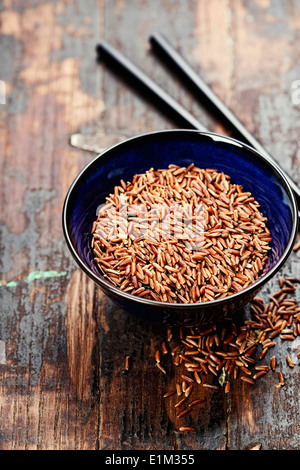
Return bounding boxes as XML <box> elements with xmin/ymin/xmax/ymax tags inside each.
<box><xmin>1</xmin><ymin>0</ymin><xmax>300</xmax><ymax>451</ymax></box>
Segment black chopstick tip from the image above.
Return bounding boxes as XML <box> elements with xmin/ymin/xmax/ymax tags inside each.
<box><xmin>96</xmin><ymin>42</ymin><xmax>112</xmax><ymax>63</ymax></box>
<box><xmin>149</xmin><ymin>32</ymin><xmax>168</xmax><ymax>48</ymax></box>
<box><xmin>95</xmin><ymin>42</ymin><xmax>105</xmax><ymax>62</ymax></box>
<box><xmin>149</xmin><ymin>31</ymin><xmax>160</xmax><ymax>42</ymax></box>
<box><xmin>95</xmin><ymin>42</ymin><xmax>104</xmax><ymax>52</ymax></box>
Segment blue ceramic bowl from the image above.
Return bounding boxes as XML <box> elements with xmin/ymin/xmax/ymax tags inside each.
<box><xmin>62</xmin><ymin>130</ymin><xmax>298</xmax><ymax>325</ymax></box>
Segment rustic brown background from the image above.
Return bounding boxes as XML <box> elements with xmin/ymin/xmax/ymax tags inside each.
<box><xmin>0</xmin><ymin>0</ymin><xmax>300</xmax><ymax>450</ymax></box>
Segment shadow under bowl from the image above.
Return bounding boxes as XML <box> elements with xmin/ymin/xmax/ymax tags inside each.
<box><xmin>62</xmin><ymin>130</ymin><xmax>298</xmax><ymax>326</ymax></box>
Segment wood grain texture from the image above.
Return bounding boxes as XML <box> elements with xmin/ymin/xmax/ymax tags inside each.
<box><xmin>0</xmin><ymin>0</ymin><xmax>299</xmax><ymax>450</ymax></box>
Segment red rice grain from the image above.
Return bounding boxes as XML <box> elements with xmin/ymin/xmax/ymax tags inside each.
<box><xmin>92</xmin><ymin>165</ymin><xmax>271</xmax><ymax>304</ymax></box>
<box><xmin>156</xmin><ymin>274</ymin><xmax>300</xmax><ymax>432</ymax></box>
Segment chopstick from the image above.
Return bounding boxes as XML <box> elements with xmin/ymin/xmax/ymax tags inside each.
<box><xmin>96</xmin><ymin>42</ymin><xmax>209</xmax><ymax>132</ymax></box>
<box><xmin>149</xmin><ymin>32</ymin><xmax>300</xmax><ymax>208</ymax></box>
<box><xmin>96</xmin><ymin>40</ymin><xmax>300</xmax><ymax>211</ymax></box>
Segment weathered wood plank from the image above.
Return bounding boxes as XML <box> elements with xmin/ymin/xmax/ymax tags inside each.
<box><xmin>0</xmin><ymin>0</ymin><xmax>102</xmax><ymax>450</ymax></box>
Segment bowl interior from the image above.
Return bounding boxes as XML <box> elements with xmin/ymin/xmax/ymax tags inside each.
<box><xmin>63</xmin><ymin>131</ymin><xmax>296</xmax><ymax>299</ymax></box>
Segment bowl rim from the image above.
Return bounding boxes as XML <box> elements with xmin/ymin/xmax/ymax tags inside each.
<box><xmin>62</xmin><ymin>129</ymin><xmax>299</xmax><ymax>310</ymax></box>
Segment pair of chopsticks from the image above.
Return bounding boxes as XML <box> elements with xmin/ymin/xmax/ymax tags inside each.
<box><xmin>95</xmin><ymin>33</ymin><xmax>300</xmax><ymax>211</ymax></box>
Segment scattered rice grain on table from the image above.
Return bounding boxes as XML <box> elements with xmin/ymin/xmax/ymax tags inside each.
<box><xmin>156</xmin><ymin>276</ymin><xmax>300</xmax><ymax>432</ymax></box>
